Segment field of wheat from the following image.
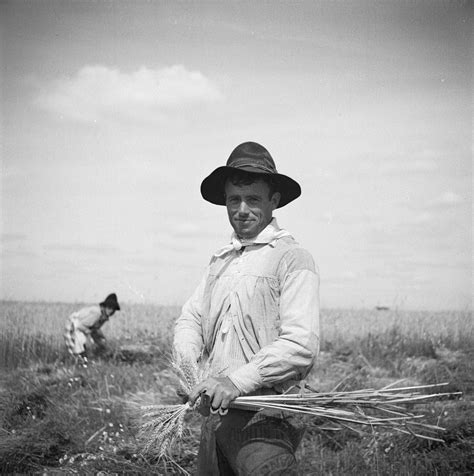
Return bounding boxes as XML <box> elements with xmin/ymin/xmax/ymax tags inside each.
<box><xmin>0</xmin><ymin>301</ymin><xmax>473</xmax><ymax>474</ymax></box>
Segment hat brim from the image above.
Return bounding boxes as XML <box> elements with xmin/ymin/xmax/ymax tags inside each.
<box><xmin>200</xmin><ymin>166</ymin><xmax>301</xmax><ymax>208</ymax></box>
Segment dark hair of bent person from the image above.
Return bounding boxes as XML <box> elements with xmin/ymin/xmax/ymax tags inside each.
<box><xmin>225</xmin><ymin>170</ymin><xmax>280</xmax><ymax>199</ymax></box>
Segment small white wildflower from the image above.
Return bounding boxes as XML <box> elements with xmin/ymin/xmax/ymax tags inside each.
<box><xmin>106</xmin><ymin>409</ymin><xmax>111</xmax><ymax>414</ymax></box>
<box><xmin>108</xmin><ymin>422</ymin><xmax>114</xmax><ymax>427</ymax></box>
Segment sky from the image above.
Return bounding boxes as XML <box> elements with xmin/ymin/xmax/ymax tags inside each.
<box><xmin>1</xmin><ymin>0</ymin><xmax>472</xmax><ymax>310</ymax></box>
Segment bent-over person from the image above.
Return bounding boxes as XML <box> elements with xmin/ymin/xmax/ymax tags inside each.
<box><xmin>174</xmin><ymin>142</ymin><xmax>320</xmax><ymax>475</ymax></box>
<box><xmin>65</xmin><ymin>293</ymin><xmax>120</xmax><ymax>358</ymax></box>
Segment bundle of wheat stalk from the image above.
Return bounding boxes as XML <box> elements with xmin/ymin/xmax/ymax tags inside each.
<box><xmin>136</xmin><ymin>357</ymin><xmax>204</xmax><ymax>458</ymax></box>
<box><xmin>136</xmin><ymin>357</ymin><xmax>459</xmax><ymax>459</ymax></box>
<box><xmin>229</xmin><ymin>383</ymin><xmax>456</xmax><ymax>441</ymax></box>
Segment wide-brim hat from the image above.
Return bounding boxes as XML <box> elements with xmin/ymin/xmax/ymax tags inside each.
<box><xmin>200</xmin><ymin>142</ymin><xmax>301</xmax><ymax>208</ymax></box>
<box><xmin>100</xmin><ymin>293</ymin><xmax>120</xmax><ymax>311</ymax></box>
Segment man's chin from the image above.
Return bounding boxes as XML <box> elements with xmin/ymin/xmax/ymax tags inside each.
<box><xmin>235</xmin><ymin>225</ymin><xmax>258</xmax><ymax>239</ymax></box>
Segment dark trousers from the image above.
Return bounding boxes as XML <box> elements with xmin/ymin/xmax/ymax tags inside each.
<box><xmin>90</xmin><ymin>329</ymin><xmax>107</xmax><ymax>354</ymax></box>
<box><xmin>197</xmin><ymin>409</ymin><xmax>304</xmax><ymax>476</ymax></box>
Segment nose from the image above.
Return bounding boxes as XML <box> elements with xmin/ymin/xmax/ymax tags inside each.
<box><xmin>238</xmin><ymin>200</ymin><xmax>250</xmax><ymax>216</ymax></box>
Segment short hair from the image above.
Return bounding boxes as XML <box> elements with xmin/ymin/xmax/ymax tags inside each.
<box><xmin>225</xmin><ymin>170</ymin><xmax>279</xmax><ymax>199</ymax></box>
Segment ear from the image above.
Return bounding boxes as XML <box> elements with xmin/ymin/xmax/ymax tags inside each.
<box><xmin>271</xmin><ymin>192</ymin><xmax>281</xmax><ymax>210</ymax></box>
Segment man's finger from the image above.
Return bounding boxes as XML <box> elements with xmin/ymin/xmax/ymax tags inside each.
<box><xmin>189</xmin><ymin>382</ymin><xmax>207</xmax><ymax>404</ymax></box>
<box><xmin>220</xmin><ymin>395</ymin><xmax>231</xmax><ymax>411</ymax></box>
<box><xmin>198</xmin><ymin>393</ymin><xmax>211</xmax><ymax>416</ymax></box>
<box><xmin>210</xmin><ymin>391</ymin><xmax>223</xmax><ymax>411</ymax></box>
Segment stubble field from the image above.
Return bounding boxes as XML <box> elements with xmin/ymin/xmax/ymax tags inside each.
<box><xmin>0</xmin><ymin>301</ymin><xmax>473</xmax><ymax>475</ymax></box>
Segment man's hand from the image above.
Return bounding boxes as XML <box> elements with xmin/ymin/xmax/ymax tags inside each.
<box><xmin>189</xmin><ymin>376</ymin><xmax>241</xmax><ymax>414</ymax></box>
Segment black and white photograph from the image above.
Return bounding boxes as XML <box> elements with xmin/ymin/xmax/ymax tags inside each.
<box><xmin>1</xmin><ymin>1</ymin><xmax>472</xmax><ymax>474</ymax></box>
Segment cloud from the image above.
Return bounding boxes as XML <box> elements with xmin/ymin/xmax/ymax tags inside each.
<box><xmin>43</xmin><ymin>243</ymin><xmax>120</xmax><ymax>255</ymax></box>
<box><xmin>340</xmin><ymin>271</ymin><xmax>358</xmax><ymax>281</ymax></box>
<box><xmin>380</xmin><ymin>159</ymin><xmax>439</xmax><ymax>175</ymax></box>
<box><xmin>171</xmin><ymin>222</ymin><xmax>201</xmax><ymax>238</ymax></box>
<box><xmin>409</xmin><ymin>212</ymin><xmax>435</xmax><ymax>225</ymax></box>
<box><xmin>36</xmin><ymin>65</ymin><xmax>223</xmax><ymax>122</ymax></box>
<box><xmin>325</xmin><ymin>270</ymin><xmax>358</xmax><ymax>284</ymax></box>
<box><xmin>1</xmin><ymin>233</ymin><xmax>27</xmax><ymax>243</ymax></box>
<box><xmin>429</xmin><ymin>192</ymin><xmax>464</xmax><ymax>209</ymax></box>
<box><xmin>168</xmin><ymin>222</ymin><xmax>219</xmax><ymax>240</ymax></box>
<box><xmin>322</xmin><ymin>211</ymin><xmax>334</xmax><ymax>224</ymax></box>
<box><xmin>403</xmin><ymin>160</ymin><xmax>439</xmax><ymax>173</ymax></box>
<box><xmin>402</xmin><ymin>191</ymin><xmax>466</xmax><ymax>216</ymax></box>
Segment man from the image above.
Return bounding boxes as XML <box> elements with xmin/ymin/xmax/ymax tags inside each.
<box><xmin>64</xmin><ymin>293</ymin><xmax>120</xmax><ymax>359</ymax></box>
<box><xmin>174</xmin><ymin>142</ymin><xmax>320</xmax><ymax>475</ymax></box>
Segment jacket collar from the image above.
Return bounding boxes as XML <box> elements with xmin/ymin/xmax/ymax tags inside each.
<box><xmin>214</xmin><ymin>218</ymin><xmax>292</xmax><ymax>257</ymax></box>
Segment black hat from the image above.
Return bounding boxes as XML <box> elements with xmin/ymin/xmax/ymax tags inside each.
<box><xmin>200</xmin><ymin>142</ymin><xmax>301</xmax><ymax>208</ymax></box>
<box><xmin>100</xmin><ymin>293</ymin><xmax>120</xmax><ymax>311</ymax></box>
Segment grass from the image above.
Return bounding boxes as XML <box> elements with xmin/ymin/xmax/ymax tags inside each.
<box><xmin>0</xmin><ymin>301</ymin><xmax>179</xmax><ymax>369</ymax></box>
<box><xmin>0</xmin><ymin>301</ymin><xmax>473</xmax><ymax>474</ymax></box>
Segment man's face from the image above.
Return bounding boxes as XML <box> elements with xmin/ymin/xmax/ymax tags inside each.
<box><xmin>105</xmin><ymin>307</ymin><xmax>116</xmax><ymax>318</ymax></box>
<box><xmin>225</xmin><ymin>179</ymin><xmax>280</xmax><ymax>239</ymax></box>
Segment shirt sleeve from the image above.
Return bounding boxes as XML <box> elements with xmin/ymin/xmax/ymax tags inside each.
<box><xmin>173</xmin><ymin>267</ymin><xmax>209</xmax><ymax>363</ymax></box>
<box><xmin>72</xmin><ymin>307</ymin><xmax>102</xmax><ymax>334</ymax></box>
<box><xmin>229</xmin><ymin>248</ymin><xmax>320</xmax><ymax>394</ymax></box>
